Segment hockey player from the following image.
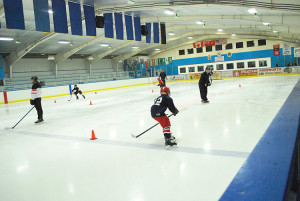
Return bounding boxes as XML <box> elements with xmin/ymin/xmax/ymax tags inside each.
<box><xmin>151</xmin><ymin>87</ymin><xmax>179</xmax><ymax>148</ymax></box>
<box><xmin>72</xmin><ymin>85</ymin><xmax>85</xmax><ymax>99</ymax></box>
<box><xmin>199</xmin><ymin>67</ymin><xmax>211</xmax><ymax>103</ymax></box>
<box><xmin>157</xmin><ymin>77</ymin><xmax>165</xmax><ymax>87</ymax></box>
<box><xmin>30</xmin><ymin>76</ymin><xmax>43</xmax><ymax>123</ymax></box>
<box><xmin>159</xmin><ymin>69</ymin><xmax>167</xmax><ymax>85</ymax></box>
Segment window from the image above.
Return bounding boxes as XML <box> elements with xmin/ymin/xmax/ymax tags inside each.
<box><xmin>206</xmin><ymin>65</ymin><xmax>214</xmax><ymax>70</ymax></box>
<box><xmin>216</xmin><ymin>64</ymin><xmax>224</xmax><ymax>70</ymax></box>
<box><xmin>226</xmin><ymin>63</ymin><xmax>234</xmax><ymax>69</ymax></box>
<box><xmin>237</xmin><ymin>62</ymin><xmax>245</xmax><ymax>69</ymax></box>
<box><xmin>197</xmin><ymin>66</ymin><xmax>204</xmax><ymax>72</ymax></box>
<box><xmin>180</xmin><ymin>67</ymin><xmax>186</xmax><ymax>73</ymax></box>
<box><xmin>206</xmin><ymin>46</ymin><xmax>212</xmax><ymax>52</ymax></box>
<box><xmin>259</xmin><ymin>60</ymin><xmax>267</xmax><ymax>67</ymax></box>
<box><xmin>216</xmin><ymin>45</ymin><xmax>222</xmax><ymax>51</ymax></box>
<box><xmin>248</xmin><ymin>61</ymin><xmax>256</xmax><ymax>68</ymax></box>
<box><xmin>258</xmin><ymin>39</ymin><xmax>266</xmax><ymax>46</ymax></box>
<box><xmin>179</xmin><ymin>49</ymin><xmax>185</xmax><ymax>55</ymax></box>
<box><xmin>189</xmin><ymin>67</ymin><xmax>195</xmax><ymax>73</ymax></box>
<box><xmin>187</xmin><ymin>48</ymin><xmax>194</xmax><ymax>54</ymax></box>
<box><xmin>196</xmin><ymin>47</ymin><xmax>203</xmax><ymax>53</ymax></box>
<box><xmin>236</xmin><ymin>42</ymin><xmax>243</xmax><ymax>49</ymax></box>
<box><xmin>247</xmin><ymin>41</ymin><xmax>255</xmax><ymax>47</ymax></box>
<box><xmin>226</xmin><ymin>43</ymin><xmax>233</xmax><ymax>50</ymax></box>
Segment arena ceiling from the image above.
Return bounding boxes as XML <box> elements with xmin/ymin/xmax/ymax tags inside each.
<box><xmin>0</xmin><ymin>0</ymin><xmax>299</xmax><ymax>65</ymax></box>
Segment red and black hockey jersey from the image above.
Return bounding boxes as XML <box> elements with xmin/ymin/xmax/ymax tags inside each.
<box><xmin>151</xmin><ymin>95</ymin><xmax>178</xmax><ymax>117</ymax></box>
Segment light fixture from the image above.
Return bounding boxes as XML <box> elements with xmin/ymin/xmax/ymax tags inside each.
<box><xmin>168</xmin><ymin>31</ymin><xmax>175</xmax><ymax>36</ymax></box>
<box><xmin>164</xmin><ymin>10</ymin><xmax>175</xmax><ymax>15</ymax></box>
<box><xmin>154</xmin><ymin>48</ymin><xmax>160</xmax><ymax>51</ymax></box>
<box><xmin>217</xmin><ymin>29</ymin><xmax>223</xmax><ymax>32</ymax></box>
<box><xmin>232</xmin><ymin>34</ymin><xmax>236</xmax><ymax>36</ymax></box>
<box><xmin>15</xmin><ymin>39</ymin><xmax>21</xmax><ymax>44</ymax></box>
<box><xmin>69</xmin><ymin>42</ymin><xmax>74</xmax><ymax>47</ymax></box>
<box><xmin>196</xmin><ymin>21</ymin><xmax>204</xmax><ymax>25</ymax></box>
<box><xmin>248</xmin><ymin>8</ymin><xmax>257</xmax><ymax>14</ymax></box>
<box><xmin>187</xmin><ymin>36</ymin><xmax>193</xmax><ymax>39</ymax></box>
<box><xmin>119</xmin><ymin>60</ymin><xmax>122</xmax><ymax>63</ymax></box>
<box><xmin>0</xmin><ymin>37</ymin><xmax>14</xmax><ymax>41</ymax></box>
<box><xmin>88</xmin><ymin>56</ymin><xmax>94</xmax><ymax>60</ymax></box>
<box><xmin>100</xmin><ymin>44</ymin><xmax>109</xmax><ymax>47</ymax></box>
<box><xmin>58</xmin><ymin>41</ymin><xmax>70</xmax><ymax>44</ymax></box>
<box><xmin>48</xmin><ymin>9</ymin><xmax>53</xmax><ymax>14</ymax></box>
<box><xmin>132</xmin><ymin>46</ymin><xmax>139</xmax><ymax>49</ymax></box>
<box><xmin>127</xmin><ymin>0</ymin><xmax>135</xmax><ymax>4</ymax></box>
<box><xmin>273</xmin><ymin>30</ymin><xmax>278</xmax><ymax>33</ymax></box>
<box><xmin>263</xmin><ymin>22</ymin><xmax>270</xmax><ymax>26</ymax></box>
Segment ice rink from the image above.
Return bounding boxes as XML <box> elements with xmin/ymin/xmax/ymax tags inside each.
<box><xmin>0</xmin><ymin>75</ymin><xmax>299</xmax><ymax>201</ymax></box>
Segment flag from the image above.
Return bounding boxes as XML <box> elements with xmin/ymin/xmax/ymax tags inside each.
<box><xmin>204</xmin><ymin>40</ymin><xmax>215</xmax><ymax>46</ymax></box>
<box><xmin>215</xmin><ymin>39</ymin><xmax>227</xmax><ymax>45</ymax></box>
<box><xmin>193</xmin><ymin>42</ymin><xmax>202</xmax><ymax>48</ymax></box>
<box><xmin>168</xmin><ymin>57</ymin><xmax>172</xmax><ymax>64</ymax></box>
<box><xmin>273</xmin><ymin>44</ymin><xmax>280</xmax><ymax>56</ymax></box>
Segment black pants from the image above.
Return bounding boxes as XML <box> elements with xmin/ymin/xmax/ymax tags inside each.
<box><xmin>199</xmin><ymin>83</ymin><xmax>208</xmax><ymax>101</ymax></box>
<box><xmin>34</xmin><ymin>98</ymin><xmax>43</xmax><ymax>120</ymax></box>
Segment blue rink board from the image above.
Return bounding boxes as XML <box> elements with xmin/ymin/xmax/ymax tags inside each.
<box><xmin>219</xmin><ymin>78</ymin><xmax>300</xmax><ymax>201</ymax></box>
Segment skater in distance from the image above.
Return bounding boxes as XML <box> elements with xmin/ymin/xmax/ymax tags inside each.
<box><xmin>72</xmin><ymin>85</ymin><xmax>86</xmax><ymax>100</ymax></box>
<box><xmin>199</xmin><ymin>67</ymin><xmax>211</xmax><ymax>103</ymax></box>
<box><xmin>30</xmin><ymin>76</ymin><xmax>44</xmax><ymax>123</ymax></box>
<box><xmin>151</xmin><ymin>87</ymin><xmax>179</xmax><ymax>148</ymax></box>
<box><xmin>159</xmin><ymin>69</ymin><xmax>167</xmax><ymax>86</ymax></box>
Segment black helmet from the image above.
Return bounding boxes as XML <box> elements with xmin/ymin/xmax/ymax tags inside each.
<box><xmin>206</xmin><ymin>66</ymin><xmax>211</xmax><ymax>70</ymax></box>
<box><xmin>74</xmin><ymin>84</ymin><xmax>77</xmax><ymax>87</ymax></box>
<box><xmin>31</xmin><ymin>76</ymin><xmax>38</xmax><ymax>81</ymax></box>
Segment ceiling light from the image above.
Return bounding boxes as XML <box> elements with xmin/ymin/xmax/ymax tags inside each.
<box><xmin>187</xmin><ymin>37</ymin><xmax>193</xmax><ymax>39</ymax></box>
<box><xmin>232</xmin><ymin>34</ymin><xmax>236</xmax><ymax>36</ymax></box>
<box><xmin>58</xmin><ymin>41</ymin><xmax>70</xmax><ymax>44</ymax></box>
<box><xmin>48</xmin><ymin>9</ymin><xmax>53</xmax><ymax>14</ymax></box>
<box><xmin>273</xmin><ymin>30</ymin><xmax>278</xmax><ymax>33</ymax></box>
<box><xmin>154</xmin><ymin>48</ymin><xmax>160</xmax><ymax>51</ymax></box>
<box><xmin>263</xmin><ymin>22</ymin><xmax>270</xmax><ymax>26</ymax></box>
<box><xmin>119</xmin><ymin>60</ymin><xmax>122</xmax><ymax>62</ymax></box>
<box><xmin>168</xmin><ymin>31</ymin><xmax>175</xmax><ymax>36</ymax></box>
<box><xmin>248</xmin><ymin>8</ymin><xmax>257</xmax><ymax>14</ymax></box>
<box><xmin>127</xmin><ymin>0</ymin><xmax>135</xmax><ymax>4</ymax></box>
<box><xmin>15</xmin><ymin>39</ymin><xmax>21</xmax><ymax>44</ymax></box>
<box><xmin>100</xmin><ymin>44</ymin><xmax>109</xmax><ymax>47</ymax></box>
<box><xmin>0</xmin><ymin>37</ymin><xmax>14</xmax><ymax>41</ymax></box>
<box><xmin>132</xmin><ymin>46</ymin><xmax>139</xmax><ymax>49</ymax></box>
<box><xmin>217</xmin><ymin>29</ymin><xmax>223</xmax><ymax>32</ymax></box>
<box><xmin>70</xmin><ymin>42</ymin><xmax>74</xmax><ymax>47</ymax></box>
<box><xmin>164</xmin><ymin>10</ymin><xmax>175</xmax><ymax>15</ymax></box>
<box><xmin>196</xmin><ymin>21</ymin><xmax>204</xmax><ymax>25</ymax></box>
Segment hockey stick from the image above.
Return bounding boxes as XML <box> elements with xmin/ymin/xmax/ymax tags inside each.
<box><xmin>5</xmin><ymin>106</ymin><xmax>35</xmax><ymax>130</ymax></box>
<box><xmin>131</xmin><ymin>114</ymin><xmax>174</xmax><ymax>138</ymax></box>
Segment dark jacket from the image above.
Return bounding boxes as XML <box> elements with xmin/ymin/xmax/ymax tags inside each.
<box><xmin>199</xmin><ymin>72</ymin><xmax>210</xmax><ymax>85</ymax></box>
<box><xmin>159</xmin><ymin>72</ymin><xmax>167</xmax><ymax>80</ymax></box>
<box><xmin>151</xmin><ymin>95</ymin><xmax>178</xmax><ymax>117</ymax></box>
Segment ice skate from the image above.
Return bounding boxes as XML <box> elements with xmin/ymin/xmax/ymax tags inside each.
<box><xmin>35</xmin><ymin>119</ymin><xmax>44</xmax><ymax>124</ymax></box>
<box><xmin>165</xmin><ymin>136</ymin><xmax>177</xmax><ymax>150</ymax></box>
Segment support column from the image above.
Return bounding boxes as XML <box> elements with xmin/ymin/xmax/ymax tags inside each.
<box><xmin>55</xmin><ymin>64</ymin><xmax>58</xmax><ymax>78</ymax></box>
<box><xmin>9</xmin><ymin>65</ymin><xmax>13</xmax><ymax>79</ymax></box>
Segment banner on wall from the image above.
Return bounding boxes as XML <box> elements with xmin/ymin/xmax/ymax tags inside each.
<box><xmin>215</xmin><ymin>56</ymin><xmax>224</xmax><ymax>62</ymax></box>
<box><xmin>283</xmin><ymin>43</ymin><xmax>291</xmax><ymax>55</ymax></box>
<box><xmin>273</xmin><ymin>44</ymin><xmax>280</xmax><ymax>56</ymax></box>
<box><xmin>294</xmin><ymin>48</ymin><xmax>300</xmax><ymax>57</ymax></box>
<box><xmin>258</xmin><ymin>67</ymin><xmax>296</xmax><ymax>75</ymax></box>
<box><xmin>215</xmin><ymin>39</ymin><xmax>227</xmax><ymax>45</ymax></box>
<box><xmin>241</xmin><ymin>69</ymin><xmax>258</xmax><ymax>76</ymax></box>
<box><xmin>233</xmin><ymin>70</ymin><xmax>241</xmax><ymax>77</ymax></box>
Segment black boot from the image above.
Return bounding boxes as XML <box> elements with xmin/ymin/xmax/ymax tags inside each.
<box><xmin>35</xmin><ymin>119</ymin><xmax>44</xmax><ymax>124</ymax></box>
<box><xmin>164</xmin><ymin>134</ymin><xmax>177</xmax><ymax>149</ymax></box>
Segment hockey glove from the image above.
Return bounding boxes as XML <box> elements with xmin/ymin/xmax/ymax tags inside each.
<box><xmin>30</xmin><ymin>99</ymin><xmax>34</xmax><ymax>105</ymax></box>
<box><xmin>207</xmin><ymin>83</ymin><xmax>211</xmax><ymax>86</ymax></box>
<box><xmin>173</xmin><ymin>110</ymin><xmax>179</xmax><ymax>116</ymax></box>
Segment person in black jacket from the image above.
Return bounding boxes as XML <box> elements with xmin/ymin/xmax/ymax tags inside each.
<box><xmin>30</xmin><ymin>76</ymin><xmax>43</xmax><ymax>123</ymax></box>
<box><xmin>199</xmin><ymin>67</ymin><xmax>211</xmax><ymax>103</ymax></box>
<box><xmin>159</xmin><ymin>69</ymin><xmax>167</xmax><ymax>86</ymax></box>
<box><xmin>151</xmin><ymin>87</ymin><xmax>179</xmax><ymax>148</ymax></box>
<box><xmin>72</xmin><ymin>85</ymin><xmax>85</xmax><ymax>99</ymax></box>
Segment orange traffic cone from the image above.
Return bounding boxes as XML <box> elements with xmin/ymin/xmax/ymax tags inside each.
<box><xmin>152</xmin><ymin>89</ymin><xmax>154</xmax><ymax>93</ymax></box>
<box><xmin>90</xmin><ymin>101</ymin><xmax>92</xmax><ymax>105</ymax></box>
<box><xmin>95</xmin><ymin>92</ymin><xmax>97</xmax><ymax>94</ymax></box>
<box><xmin>239</xmin><ymin>84</ymin><xmax>241</xmax><ymax>88</ymax></box>
<box><xmin>54</xmin><ymin>100</ymin><xmax>56</xmax><ymax>103</ymax></box>
<box><xmin>90</xmin><ymin>130</ymin><xmax>97</xmax><ymax>140</ymax></box>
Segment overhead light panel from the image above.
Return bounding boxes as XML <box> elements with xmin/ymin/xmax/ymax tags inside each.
<box><xmin>128</xmin><ymin>0</ymin><xmax>135</xmax><ymax>4</ymax></box>
<box><xmin>0</xmin><ymin>37</ymin><xmax>14</xmax><ymax>41</ymax></box>
<box><xmin>273</xmin><ymin>30</ymin><xmax>278</xmax><ymax>33</ymax></box>
<box><xmin>187</xmin><ymin>37</ymin><xmax>193</xmax><ymax>39</ymax></box>
<box><xmin>217</xmin><ymin>29</ymin><xmax>223</xmax><ymax>32</ymax></box>
<box><xmin>168</xmin><ymin>31</ymin><xmax>175</xmax><ymax>36</ymax></box>
<box><xmin>164</xmin><ymin>10</ymin><xmax>175</xmax><ymax>15</ymax></box>
<box><xmin>248</xmin><ymin>8</ymin><xmax>257</xmax><ymax>14</ymax></box>
<box><xmin>196</xmin><ymin>21</ymin><xmax>204</xmax><ymax>25</ymax></box>
<box><xmin>58</xmin><ymin>41</ymin><xmax>70</xmax><ymax>44</ymax></box>
<box><xmin>132</xmin><ymin>46</ymin><xmax>139</xmax><ymax>49</ymax></box>
<box><xmin>263</xmin><ymin>22</ymin><xmax>270</xmax><ymax>26</ymax></box>
<box><xmin>100</xmin><ymin>44</ymin><xmax>109</xmax><ymax>47</ymax></box>
<box><xmin>154</xmin><ymin>48</ymin><xmax>161</xmax><ymax>51</ymax></box>
<box><xmin>15</xmin><ymin>39</ymin><xmax>21</xmax><ymax>44</ymax></box>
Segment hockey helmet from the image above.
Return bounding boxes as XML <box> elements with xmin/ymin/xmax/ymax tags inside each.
<box><xmin>160</xmin><ymin>87</ymin><xmax>171</xmax><ymax>96</ymax></box>
<box><xmin>31</xmin><ymin>76</ymin><xmax>38</xmax><ymax>81</ymax></box>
